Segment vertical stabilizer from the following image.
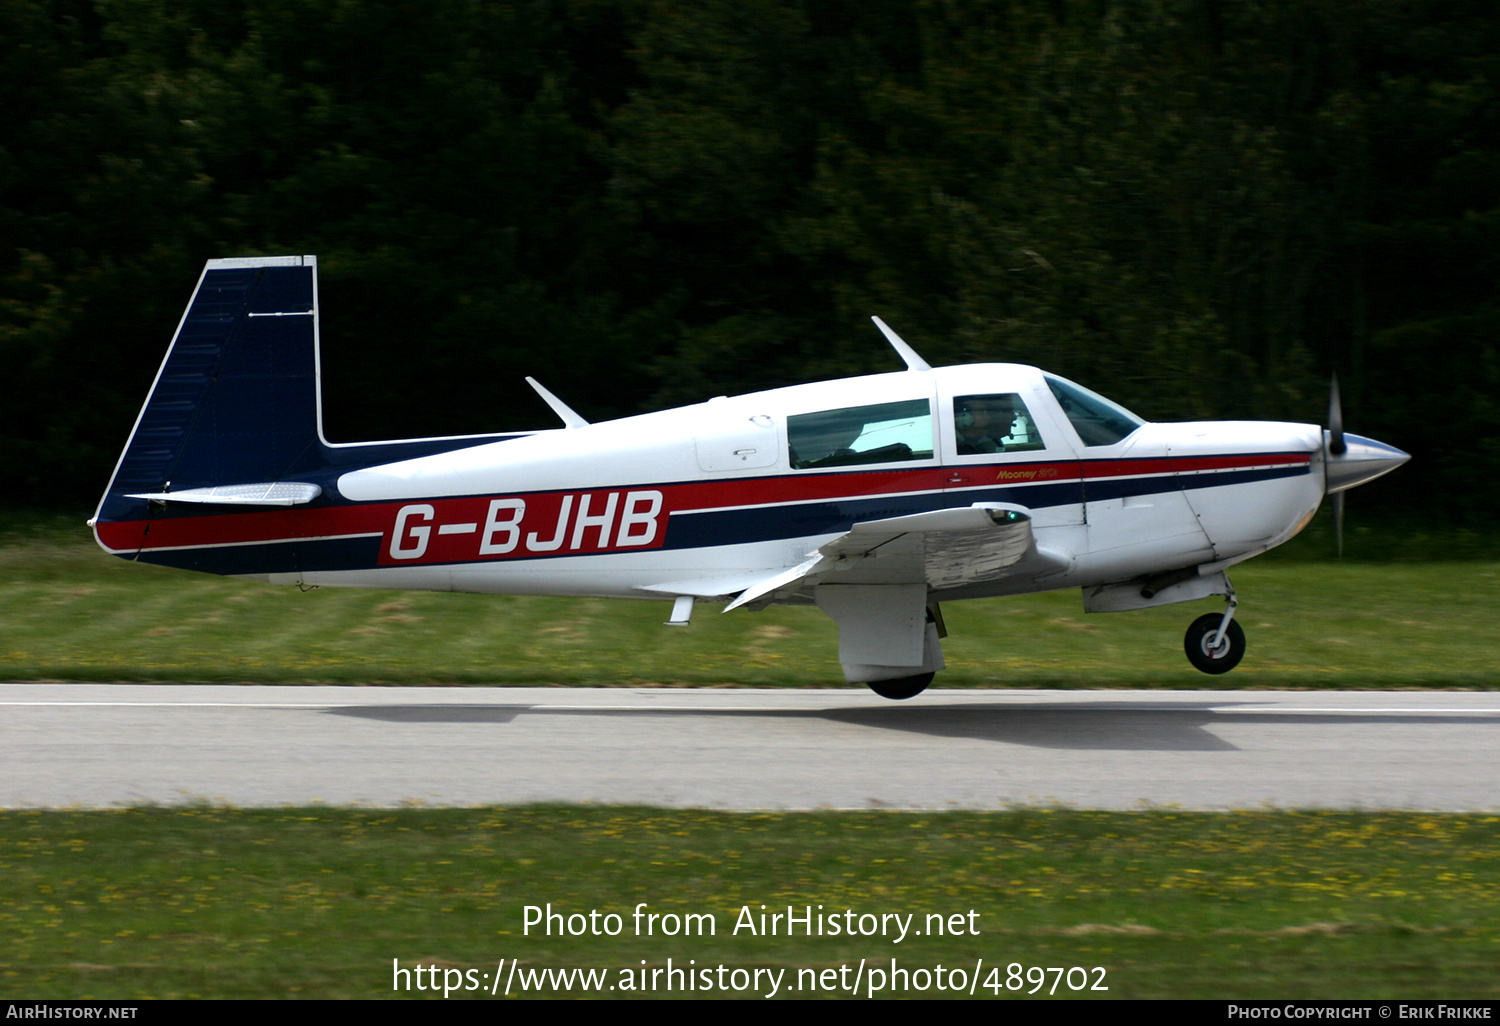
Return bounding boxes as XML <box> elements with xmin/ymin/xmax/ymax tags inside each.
<box><xmin>94</xmin><ymin>256</ymin><xmax>324</xmax><ymax>533</ymax></box>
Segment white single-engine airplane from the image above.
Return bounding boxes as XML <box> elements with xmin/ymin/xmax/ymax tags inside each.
<box><xmin>92</xmin><ymin>256</ymin><xmax>1409</xmax><ymax>698</ymax></box>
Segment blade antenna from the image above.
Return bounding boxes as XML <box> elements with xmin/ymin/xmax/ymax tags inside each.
<box><xmin>871</xmin><ymin>317</ymin><xmax>932</xmax><ymax>372</ymax></box>
<box><xmin>525</xmin><ymin>376</ymin><xmax>590</xmax><ymax>429</ymax></box>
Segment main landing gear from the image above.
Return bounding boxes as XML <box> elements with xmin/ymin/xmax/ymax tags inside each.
<box><xmin>866</xmin><ymin>672</ymin><xmax>935</xmax><ymax>700</ymax></box>
<box><xmin>1183</xmin><ymin>581</ymin><xmax>1245</xmax><ymax>674</ymax></box>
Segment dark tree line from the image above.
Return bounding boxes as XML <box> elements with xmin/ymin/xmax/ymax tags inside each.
<box><xmin>3</xmin><ymin>0</ymin><xmax>1495</xmax><ymax>522</ymax></box>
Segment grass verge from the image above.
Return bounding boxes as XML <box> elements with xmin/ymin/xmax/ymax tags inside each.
<box><xmin>2</xmin><ymin>806</ymin><xmax>1498</xmax><ymax>1000</ymax></box>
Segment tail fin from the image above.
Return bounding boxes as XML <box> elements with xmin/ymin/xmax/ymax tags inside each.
<box><xmin>94</xmin><ymin>256</ymin><xmax>327</xmax><ymax>548</ymax></box>
<box><xmin>92</xmin><ymin>254</ymin><xmax>523</xmax><ymax>572</ymax></box>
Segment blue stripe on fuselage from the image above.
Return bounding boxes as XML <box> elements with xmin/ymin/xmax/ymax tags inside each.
<box><xmin>128</xmin><ymin>460</ymin><xmax>1309</xmax><ymax>576</ymax></box>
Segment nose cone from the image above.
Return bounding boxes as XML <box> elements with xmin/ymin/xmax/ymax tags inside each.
<box><xmin>1323</xmin><ymin>432</ymin><xmax>1411</xmax><ymax>494</ymax></box>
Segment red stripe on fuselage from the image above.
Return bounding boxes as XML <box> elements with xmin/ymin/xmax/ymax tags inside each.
<box><xmin>95</xmin><ymin>504</ymin><xmax>391</xmax><ymax>554</ymax></box>
<box><xmin>1079</xmin><ymin>453</ymin><xmax>1309</xmax><ymax>480</ymax></box>
<box><xmin>96</xmin><ymin>451</ymin><xmax>1310</xmax><ymax>557</ymax></box>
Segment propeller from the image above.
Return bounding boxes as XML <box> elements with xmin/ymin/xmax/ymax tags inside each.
<box><xmin>1321</xmin><ymin>372</ymin><xmax>1411</xmax><ymax>558</ymax></box>
<box><xmin>1328</xmin><ymin>375</ymin><xmax>1346</xmax><ymax>557</ymax></box>
<box><xmin>1327</xmin><ymin>373</ymin><xmax>1345</xmax><ymax>457</ymax></box>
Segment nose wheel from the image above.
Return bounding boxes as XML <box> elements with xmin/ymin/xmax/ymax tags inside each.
<box><xmin>1185</xmin><ymin>614</ymin><xmax>1245</xmax><ymax>673</ymax></box>
<box><xmin>1184</xmin><ymin>580</ymin><xmax>1245</xmax><ymax>674</ymax></box>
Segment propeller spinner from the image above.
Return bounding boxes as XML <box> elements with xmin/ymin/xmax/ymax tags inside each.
<box><xmin>1322</xmin><ymin>374</ymin><xmax>1410</xmax><ymax>555</ymax></box>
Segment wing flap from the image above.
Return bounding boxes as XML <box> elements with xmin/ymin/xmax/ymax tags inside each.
<box><xmin>635</xmin><ymin>571</ymin><xmax>784</xmax><ymax>601</ymax></box>
<box><xmin>724</xmin><ymin>502</ymin><xmax>1041</xmax><ymax>611</ymax></box>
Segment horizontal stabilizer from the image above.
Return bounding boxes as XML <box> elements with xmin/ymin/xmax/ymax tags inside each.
<box><xmin>125</xmin><ymin>482</ymin><xmax>322</xmax><ymax>507</ymax></box>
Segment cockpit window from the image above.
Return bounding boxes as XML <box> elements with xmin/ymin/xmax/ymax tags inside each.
<box><xmin>1044</xmin><ymin>375</ymin><xmax>1144</xmax><ymax>447</ymax></box>
<box><xmin>953</xmin><ymin>394</ymin><xmax>1046</xmax><ymax>454</ymax></box>
<box><xmin>788</xmin><ymin>399</ymin><xmax>933</xmax><ymax>469</ymax></box>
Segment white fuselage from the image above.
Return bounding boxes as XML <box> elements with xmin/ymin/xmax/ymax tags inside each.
<box><xmin>275</xmin><ymin>364</ymin><xmax>1327</xmax><ymax>604</ymax></box>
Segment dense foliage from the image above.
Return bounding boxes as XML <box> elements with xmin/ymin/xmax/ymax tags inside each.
<box><xmin>3</xmin><ymin>0</ymin><xmax>1494</xmax><ymax>520</ymax></box>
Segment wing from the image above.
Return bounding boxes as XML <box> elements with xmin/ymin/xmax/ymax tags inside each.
<box><xmin>720</xmin><ymin>502</ymin><xmax>1067</xmax><ymax>611</ymax></box>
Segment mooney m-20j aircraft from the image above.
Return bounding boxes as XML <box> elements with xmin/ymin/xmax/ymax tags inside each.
<box><xmin>93</xmin><ymin>256</ymin><xmax>1409</xmax><ymax>698</ymax></box>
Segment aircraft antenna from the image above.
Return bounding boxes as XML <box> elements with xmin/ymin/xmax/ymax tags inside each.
<box><xmin>525</xmin><ymin>376</ymin><xmax>590</xmax><ymax>429</ymax></box>
<box><xmin>871</xmin><ymin>316</ymin><xmax>932</xmax><ymax>372</ymax></box>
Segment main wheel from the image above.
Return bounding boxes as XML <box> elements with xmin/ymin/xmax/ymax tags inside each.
<box><xmin>866</xmin><ymin>672</ymin><xmax>934</xmax><ymax>700</ymax></box>
<box><xmin>1184</xmin><ymin>614</ymin><xmax>1246</xmax><ymax>674</ymax></box>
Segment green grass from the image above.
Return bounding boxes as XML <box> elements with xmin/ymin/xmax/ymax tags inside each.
<box><xmin>2</xmin><ymin>806</ymin><xmax>1497</xmax><ymax>999</ymax></box>
<box><xmin>2</xmin><ymin>511</ymin><xmax>1496</xmax><ymax>688</ymax></box>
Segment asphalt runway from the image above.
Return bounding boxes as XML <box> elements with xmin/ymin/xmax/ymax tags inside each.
<box><xmin>3</xmin><ymin>684</ymin><xmax>1498</xmax><ymax>811</ymax></box>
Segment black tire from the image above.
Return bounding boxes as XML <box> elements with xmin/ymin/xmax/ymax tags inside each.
<box><xmin>1184</xmin><ymin>613</ymin><xmax>1246</xmax><ymax>674</ymax></box>
<box><xmin>866</xmin><ymin>672</ymin><xmax>935</xmax><ymax>700</ymax></box>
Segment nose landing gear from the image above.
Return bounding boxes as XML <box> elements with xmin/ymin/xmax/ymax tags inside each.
<box><xmin>1184</xmin><ymin>581</ymin><xmax>1245</xmax><ymax>674</ymax></box>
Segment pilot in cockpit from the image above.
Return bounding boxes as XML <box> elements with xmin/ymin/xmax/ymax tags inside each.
<box><xmin>955</xmin><ymin>393</ymin><xmax>1044</xmax><ymax>454</ymax></box>
<box><xmin>955</xmin><ymin>395</ymin><xmax>1018</xmax><ymax>454</ymax></box>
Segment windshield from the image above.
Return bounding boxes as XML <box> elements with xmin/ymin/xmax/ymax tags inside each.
<box><xmin>1044</xmin><ymin>375</ymin><xmax>1144</xmax><ymax>447</ymax></box>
